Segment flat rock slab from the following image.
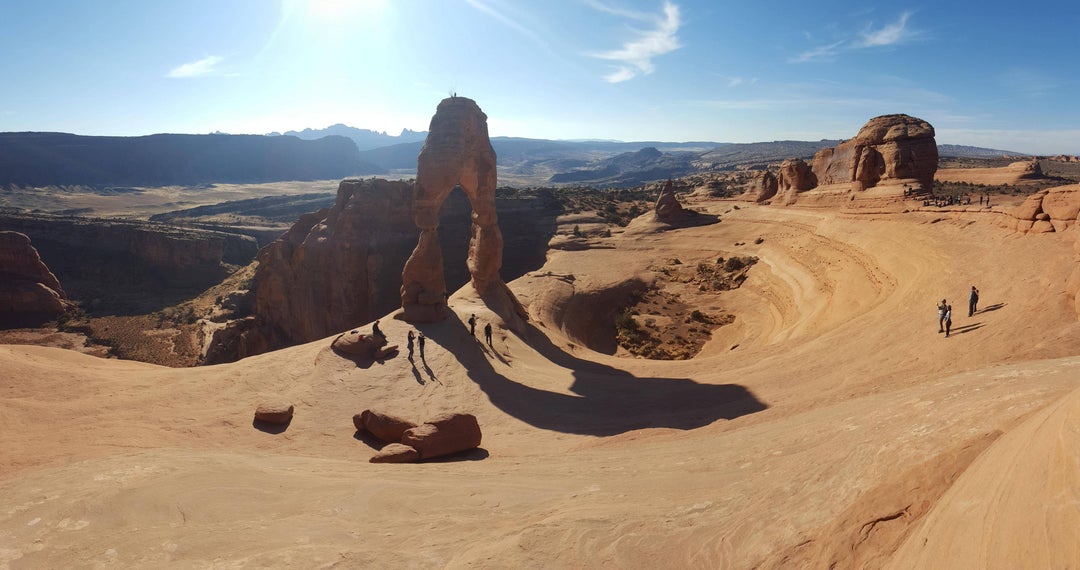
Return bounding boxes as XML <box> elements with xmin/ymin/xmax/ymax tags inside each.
<box><xmin>370</xmin><ymin>443</ymin><xmax>421</xmax><ymax>464</ymax></box>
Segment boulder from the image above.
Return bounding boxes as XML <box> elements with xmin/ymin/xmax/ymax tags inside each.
<box><xmin>369</xmin><ymin>443</ymin><xmax>421</xmax><ymax>464</ymax></box>
<box><xmin>812</xmin><ymin>114</ymin><xmax>937</xmax><ymax>192</ymax></box>
<box><xmin>400</xmin><ymin>413</ymin><xmax>483</xmax><ymax>460</ymax></box>
<box><xmin>254</xmin><ymin>402</ymin><xmax>294</xmax><ymax>424</ymax></box>
<box><xmin>0</xmin><ymin>231</ymin><xmax>75</xmax><ymax>327</ymax></box>
<box><xmin>331</xmin><ymin>329</ymin><xmax>388</xmax><ymax>357</ymax></box>
<box><xmin>354</xmin><ymin>409</ymin><xmax>418</xmax><ymax>443</ymax></box>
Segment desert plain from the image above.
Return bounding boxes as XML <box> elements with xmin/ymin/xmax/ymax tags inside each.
<box><xmin>4</xmin><ymin>186</ymin><xmax>1080</xmax><ymax>568</ymax></box>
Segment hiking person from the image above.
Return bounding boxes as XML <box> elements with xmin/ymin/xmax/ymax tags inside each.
<box><xmin>418</xmin><ymin>332</ymin><xmax>426</xmax><ymax>358</ymax></box>
<box><xmin>484</xmin><ymin>322</ymin><xmax>493</xmax><ymax>347</ymax></box>
<box><xmin>372</xmin><ymin>319</ymin><xmax>383</xmax><ymax>339</ymax></box>
<box><xmin>468</xmin><ymin>314</ymin><xmax>476</xmax><ymax>337</ymax></box>
<box><xmin>969</xmin><ymin>286</ymin><xmax>979</xmax><ymax>316</ymax></box>
<box><xmin>407</xmin><ymin>330</ymin><xmax>415</xmax><ymax>358</ymax></box>
<box><xmin>944</xmin><ymin>304</ymin><xmax>953</xmax><ymax>338</ymax></box>
<box><xmin>938</xmin><ymin>299</ymin><xmax>948</xmax><ymax>333</ymax></box>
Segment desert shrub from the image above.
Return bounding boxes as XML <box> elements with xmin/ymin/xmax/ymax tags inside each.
<box><xmin>572</xmin><ymin>225</ymin><xmax>582</xmax><ymax>237</ymax></box>
<box><xmin>724</xmin><ymin>257</ymin><xmax>745</xmax><ymax>271</ymax></box>
<box><xmin>614</xmin><ymin>309</ymin><xmax>638</xmax><ymax>332</ymax></box>
<box><xmin>690</xmin><ymin>309</ymin><xmax>708</xmax><ymax>322</ymax></box>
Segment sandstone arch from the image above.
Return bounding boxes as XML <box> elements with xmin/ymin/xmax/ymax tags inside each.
<box><xmin>400</xmin><ymin>97</ymin><xmax>504</xmax><ymax>322</ymax></box>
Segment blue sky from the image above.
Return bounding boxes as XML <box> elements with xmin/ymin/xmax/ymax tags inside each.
<box><xmin>1</xmin><ymin>0</ymin><xmax>1078</xmax><ymax>153</ymax></box>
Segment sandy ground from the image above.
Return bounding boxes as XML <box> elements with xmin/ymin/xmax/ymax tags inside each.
<box><xmin>3</xmin><ymin>200</ymin><xmax>1080</xmax><ymax>568</ymax></box>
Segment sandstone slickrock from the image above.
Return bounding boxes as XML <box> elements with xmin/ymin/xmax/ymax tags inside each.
<box><xmin>0</xmin><ymin>231</ymin><xmax>75</xmax><ymax>327</ymax></box>
<box><xmin>400</xmin><ymin>412</ymin><xmax>482</xmax><ymax>460</ymax></box>
<box><xmin>1000</xmin><ymin>184</ymin><xmax>1080</xmax><ymax>234</ymax></box>
<box><xmin>811</xmin><ymin>114</ymin><xmax>937</xmax><ymax>192</ymax></box>
<box><xmin>354</xmin><ymin>409</ymin><xmax>419</xmax><ymax>443</ymax></box>
<box><xmin>369</xmin><ymin>443</ymin><xmax>421</xmax><ymax>464</ymax></box>
<box><xmin>401</xmin><ymin>97</ymin><xmax>504</xmax><ymax>322</ymax></box>
<box><xmin>254</xmin><ymin>403</ymin><xmax>294</xmax><ymax>425</ymax></box>
<box><xmin>331</xmin><ymin>329</ymin><xmax>388</xmax><ymax>357</ymax></box>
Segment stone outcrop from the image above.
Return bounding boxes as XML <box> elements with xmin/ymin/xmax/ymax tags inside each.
<box><xmin>254</xmin><ymin>402</ymin><xmax>294</xmax><ymax>425</ymax></box>
<box><xmin>353</xmin><ymin>409</ymin><xmax>419</xmax><ymax>444</ymax></box>
<box><xmin>999</xmin><ymin>184</ymin><xmax>1080</xmax><ymax>234</ymax></box>
<box><xmin>0</xmin><ymin>231</ymin><xmax>75</xmax><ymax>327</ymax></box>
<box><xmin>774</xmin><ymin>159</ymin><xmax>816</xmax><ymax>205</ymax></box>
<box><xmin>400</xmin><ymin>413</ymin><xmax>483</xmax><ymax>460</ymax></box>
<box><xmin>935</xmin><ymin>159</ymin><xmax>1043</xmax><ymax>185</ymax></box>
<box><xmin>746</xmin><ymin>171</ymin><xmax>778</xmax><ymax>203</ymax></box>
<box><xmin>654</xmin><ymin>180</ymin><xmax>689</xmax><ymax>221</ymax></box>
<box><xmin>812</xmin><ymin>114</ymin><xmax>937</xmax><ymax>192</ymax></box>
<box><xmin>401</xmin><ymin>97</ymin><xmax>504</xmax><ymax>322</ymax></box>
<box><xmin>0</xmin><ymin>211</ymin><xmax>257</xmax><ymax>314</ymax></box>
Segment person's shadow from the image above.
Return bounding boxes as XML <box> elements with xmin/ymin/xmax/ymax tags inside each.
<box><xmin>978</xmin><ymin>302</ymin><xmax>1005</xmax><ymax>313</ymax></box>
<box><xmin>419</xmin><ymin>314</ymin><xmax>768</xmax><ymax>436</ymax></box>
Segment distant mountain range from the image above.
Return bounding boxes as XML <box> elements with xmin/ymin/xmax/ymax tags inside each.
<box><xmin>0</xmin><ymin>132</ymin><xmax>382</xmax><ymax>188</ymax></box>
<box><xmin>269</xmin><ymin>124</ymin><xmax>428</xmax><ymax>151</ymax></box>
<box><xmin>0</xmin><ymin>128</ymin><xmax>1025</xmax><ymax>190</ymax></box>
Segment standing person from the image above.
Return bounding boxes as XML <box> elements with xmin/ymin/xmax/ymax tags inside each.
<box><xmin>484</xmin><ymin>322</ymin><xmax>493</xmax><ymax>347</ymax></box>
<box><xmin>938</xmin><ymin>298</ymin><xmax>948</xmax><ymax>333</ymax></box>
<box><xmin>406</xmin><ymin>330</ymin><xmax>415</xmax><ymax>359</ymax></box>
<box><xmin>418</xmin><ymin>332</ymin><xmax>426</xmax><ymax>359</ymax></box>
<box><xmin>372</xmin><ymin>319</ymin><xmax>383</xmax><ymax>339</ymax></box>
<box><xmin>944</xmin><ymin>304</ymin><xmax>953</xmax><ymax>338</ymax></box>
<box><xmin>468</xmin><ymin>314</ymin><xmax>476</xmax><ymax>337</ymax></box>
<box><xmin>969</xmin><ymin>286</ymin><xmax>979</xmax><ymax>316</ymax></box>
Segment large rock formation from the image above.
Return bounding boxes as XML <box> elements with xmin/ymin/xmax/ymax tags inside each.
<box><xmin>401</xmin><ymin>97</ymin><xmax>505</xmax><ymax>322</ymax></box>
<box><xmin>0</xmin><ymin>231</ymin><xmax>75</xmax><ymax>327</ymax></box>
<box><xmin>936</xmin><ymin>159</ymin><xmax>1043</xmax><ymax>185</ymax></box>
<box><xmin>774</xmin><ymin>159</ymin><xmax>816</xmax><ymax>205</ymax></box>
<box><xmin>236</xmin><ymin>178</ymin><xmax>424</xmax><ymax>355</ymax></box>
<box><xmin>0</xmin><ymin>212</ymin><xmax>257</xmax><ymax>314</ymax></box>
<box><xmin>998</xmin><ymin>184</ymin><xmax>1080</xmax><ymax>234</ymax></box>
<box><xmin>746</xmin><ymin>171</ymin><xmax>778</xmax><ymax>203</ymax></box>
<box><xmin>812</xmin><ymin>114</ymin><xmax>937</xmax><ymax>192</ymax></box>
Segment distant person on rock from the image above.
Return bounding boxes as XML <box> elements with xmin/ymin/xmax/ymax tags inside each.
<box><xmin>969</xmin><ymin>286</ymin><xmax>979</xmax><ymax>317</ymax></box>
<box><xmin>484</xmin><ymin>322</ymin><xmax>493</xmax><ymax>347</ymax></box>
<box><xmin>468</xmin><ymin>314</ymin><xmax>476</xmax><ymax>337</ymax></box>
<box><xmin>944</xmin><ymin>304</ymin><xmax>953</xmax><ymax>338</ymax></box>
<box><xmin>418</xmin><ymin>332</ymin><xmax>426</xmax><ymax>359</ymax></box>
<box><xmin>938</xmin><ymin>298</ymin><xmax>948</xmax><ymax>333</ymax></box>
<box><xmin>407</xmin><ymin>330</ymin><xmax>415</xmax><ymax>359</ymax></box>
<box><xmin>372</xmin><ymin>319</ymin><xmax>383</xmax><ymax>339</ymax></box>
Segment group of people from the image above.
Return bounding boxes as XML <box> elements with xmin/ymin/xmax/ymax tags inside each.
<box><xmin>937</xmin><ymin>286</ymin><xmax>979</xmax><ymax>338</ymax></box>
<box><xmin>467</xmin><ymin>313</ymin><xmax>494</xmax><ymax>347</ymax></box>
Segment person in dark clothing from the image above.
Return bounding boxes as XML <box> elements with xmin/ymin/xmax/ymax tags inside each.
<box><xmin>372</xmin><ymin>319</ymin><xmax>383</xmax><ymax>339</ymax></box>
<box><xmin>468</xmin><ymin>314</ymin><xmax>476</xmax><ymax>336</ymax></box>
<box><xmin>407</xmin><ymin>330</ymin><xmax>415</xmax><ymax>358</ymax></box>
<box><xmin>418</xmin><ymin>332</ymin><xmax>426</xmax><ymax>358</ymax></box>
<box><xmin>944</xmin><ymin>304</ymin><xmax>953</xmax><ymax>338</ymax></box>
<box><xmin>484</xmin><ymin>322</ymin><xmax>493</xmax><ymax>347</ymax></box>
<box><xmin>969</xmin><ymin>286</ymin><xmax>979</xmax><ymax>317</ymax></box>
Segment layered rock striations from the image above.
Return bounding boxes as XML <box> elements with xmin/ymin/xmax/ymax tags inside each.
<box><xmin>400</xmin><ymin>97</ymin><xmax>507</xmax><ymax>322</ymax></box>
<box><xmin>0</xmin><ymin>231</ymin><xmax>75</xmax><ymax>327</ymax></box>
<box><xmin>0</xmin><ymin>212</ymin><xmax>257</xmax><ymax>314</ymax></box>
<box><xmin>811</xmin><ymin>114</ymin><xmax>938</xmax><ymax>191</ymax></box>
<box><xmin>999</xmin><ymin>184</ymin><xmax>1080</xmax><ymax>234</ymax></box>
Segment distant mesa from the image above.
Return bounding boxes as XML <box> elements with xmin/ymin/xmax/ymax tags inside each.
<box><xmin>0</xmin><ymin>231</ymin><xmax>75</xmax><ymax>327</ymax></box>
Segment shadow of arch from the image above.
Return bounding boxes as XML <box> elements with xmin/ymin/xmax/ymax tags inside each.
<box><xmin>419</xmin><ymin>315</ymin><xmax>767</xmax><ymax>436</ymax></box>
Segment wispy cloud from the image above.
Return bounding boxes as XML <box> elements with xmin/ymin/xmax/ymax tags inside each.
<box><xmin>790</xmin><ymin>11</ymin><xmax>919</xmax><ymax>63</ymax></box>
<box><xmin>464</xmin><ymin>0</ymin><xmax>545</xmax><ymax>44</ymax></box>
<box><xmin>166</xmin><ymin>55</ymin><xmax>223</xmax><ymax>78</ymax></box>
<box><xmin>590</xmin><ymin>1</ymin><xmax>682</xmax><ymax>83</ymax></box>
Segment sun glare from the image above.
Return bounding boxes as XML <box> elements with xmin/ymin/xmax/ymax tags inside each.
<box><xmin>306</xmin><ymin>0</ymin><xmax>386</xmax><ymax>19</ymax></box>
